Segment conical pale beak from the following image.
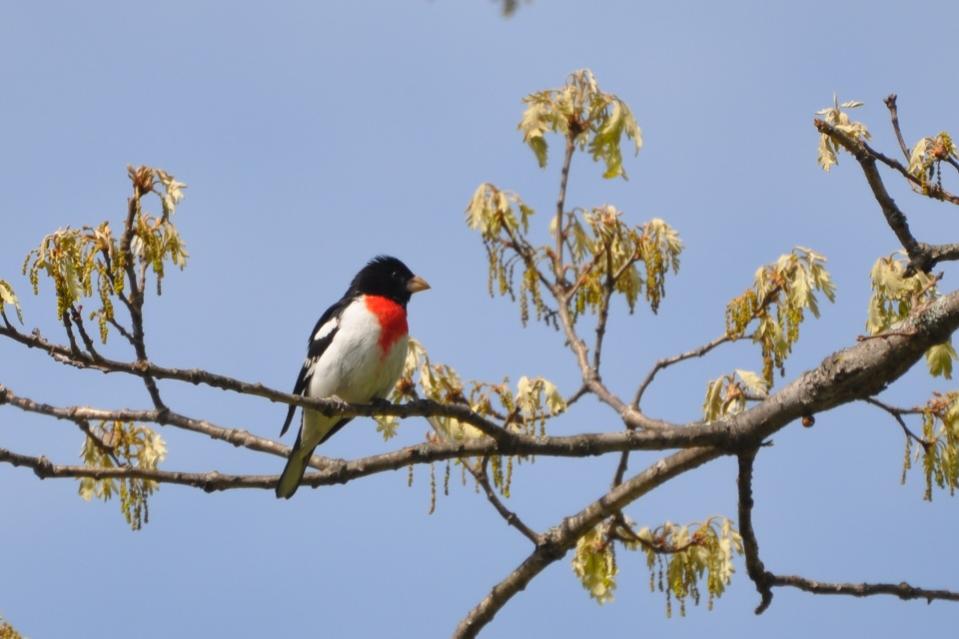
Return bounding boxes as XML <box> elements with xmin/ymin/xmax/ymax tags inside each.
<box><xmin>407</xmin><ymin>275</ymin><xmax>431</xmax><ymax>293</ymax></box>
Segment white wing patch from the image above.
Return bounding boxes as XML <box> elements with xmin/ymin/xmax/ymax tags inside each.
<box><xmin>296</xmin><ymin>298</ymin><xmax>409</xmax><ymax>451</ymax></box>
<box><xmin>312</xmin><ymin>317</ymin><xmax>339</xmax><ymax>343</ymax></box>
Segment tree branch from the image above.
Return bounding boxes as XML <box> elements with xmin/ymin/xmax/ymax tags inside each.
<box><xmin>468</xmin><ymin>456</ymin><xmax>542</xmax><ymax>545</ymax></box>
<box><xmin>862</xmin><ymin>396</ymin><xmax>931</xmax><ymax>448</ymax></box>
<box><xmin>883</xmin><ymin>94</ymin><xmax>911</xmax><ymax>161</ymax></box>
<box><xmin>0</xmin><ymin>446</ymin><xmax>270</xmax><ymax>492</ymax></box>
<box><xmin>553</xmin><ymin>130</ymin><xmax>577</xmax><ymax>285</ymax></box>
<box><xmin>0</xmin><ymin>384</ymin><xmax>303</xmax><ymax>465</ymax></box>
<box><xmin>765</xmin><ymin>573</ymin><xmax>959</xmax><ymax>604</ymax></box>
<box><xmin>453</xmin><ymin>447</ymin><xmax>719</xmax><ymax>638</ymax></box>
<box><xmin>119</xmin><ymin>176</ymin><xmax>166</xmax><ymax>410</ymax></box>
<box><xmin>550</xmin><ymin>276</ymin><xmax>676</xmax><ymax>433</ymax></box>
<box><xmin>0</xmin><ymin>324</ymin><xmax>516</xmax><ymax>444</ymax></box>
<box><xmin>0</xmin><ymin>383</ymin><xmax>737</xmax><ymax>472</ymax></box>
<box><xmin>815</xmin><ymin>119</ymin><xmax>959</xmax><ymax>272</ymax></box>
<box><xmin>632</xmin><ymin>334</ymin><xmax>733</xmax><ymax>409</ymax></box>
<box><xmin>737</xmin><ymin>447</ymin><xmax>774</xmax><ymax>613</ymax></box>
<box><xmin>61</xmin><ymin>312</ymin><xmax>81</xmax><ymax>355</ymax></box>
<box><xmin>0</xmin><ymin>440</ymin><xmax>710</xmax><ymax>496</ymax></box>
<box><xmin>611</xmin><ymin>448</ymin><xmax>631</xmax><ymax>488</ymax></box>
<box><xmin>7</xmin><ymin>286</ymin><xmax>959</xmax><ymax>484</ymax></box>
<box><xmin>69</xmin><ymin>305</ymin><xmax>102</xmax><ymax>361</ymax></box>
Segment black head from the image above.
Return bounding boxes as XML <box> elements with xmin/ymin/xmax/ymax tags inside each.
<box><xmin>348</xmin><ymin>255</ymin><xmax>430</xmax><ymax>306</ymax></box>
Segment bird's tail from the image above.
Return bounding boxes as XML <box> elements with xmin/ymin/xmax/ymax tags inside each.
<box><xmin>275</xmin><ymin>430</ymin><xmax>314</xmax><ymax>499</ymax></box>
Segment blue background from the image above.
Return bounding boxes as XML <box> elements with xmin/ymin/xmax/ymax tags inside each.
<box><xmin>1</xmin><ymin>1</ymin><xmax>957</xmax><ymax>637</ymax></box>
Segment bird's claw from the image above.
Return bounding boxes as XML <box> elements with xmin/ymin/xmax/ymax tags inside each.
<box><xmin>324</xmin><ymin>395</ymin><xmax>353</xmax><ymax>415</ymax></box>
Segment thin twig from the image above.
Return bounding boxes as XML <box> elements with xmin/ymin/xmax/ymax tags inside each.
<box><xmin>883</xmin><ymin>94</ymin><xmax>911</xmax><ymax>162</ymax></box>
<box><xmin>765</xmin><ymin>573</ymin><xmax>959</xmax><ymax>604</ymax></box>
<box><xmin>859</xmin><ymin>138</ymin><xmax>959</xmax><ymax>207</ymax></box>
<box><xmin>816</xmin><ymin>119</ymin><xmax>959</xmax><ymax>272</ymax></box>
<box><xmin>737</xmin><ymin>447</ymin><xmax>774</xmax><ymax>613</ymax></box>
<box><xmin>611</xmin><ymin>450</ymin><xmax>631</xmax><ymax>488</ymax></box>
<box><xmin>74</xmin><ymin>418</ymin><xmax>122</xmax><ymax>467</ymax></box>
<box><xmin>609</xmin><ymin>514</ymin><xmax>700</xmax><ymax>554</ymax></box>
<box><xmin>632</xmin><ymin>334</ymin><xmax>733</xmax><ymax>409</ymax></box>
<box><xmin>69</xmin><ymin>306</ymin><xmax>102</xmax><ymax>361</ymax></box>
<box><xmin>0</xmin><ymin>446</ymin><xmax>270</xmax><ymax>491</ymax></box>
<box><xmin>564</xmin><ymin>384</ymin><xmax>589</xmax><ymax>408</ymax></box>
<box><xmin>109</xmin><ymin>288</ymin><xmax>137</xmax><ymax>346</ymax></box>
<box><xmin>61</xmin><ymin>313</ymin><xmax>81</xmax><ymax>355</ymax></box>
<box><xmin>469</xmin><ymin>457</ymin><xmax>542</xmax><ymax>545</ymax></box>
<box><xmin>0</xmin><ymin>384</ymin><xmax>303</xmax><ymax>464</ymax></box>
<box><xmin>862</xmin><ymin>397</ymin><xmax>931</xmax><ymax>448</ymax></box>
<box><xmin>553</xmin><ymin>129</ymin><xmax>577</xmax><ymax>286</ymax></box>
<box><xmin>591</xmin><ymin>243</ymin><xmax>615</xmax><ymax>372</ymax></box>
<box><xmin>631</xmin><ymin>279</ymin><xmax>786</xmax><ymax>411</ymax></box>
<box><xmin>118</xmin><ymin>181</ymin><xmax>166</xmax><ymax>410</ymax></box>
<box><xmin>563</xmin><ymin>250</ymin><xmax>601</xmax><ymax>300</ymax></box>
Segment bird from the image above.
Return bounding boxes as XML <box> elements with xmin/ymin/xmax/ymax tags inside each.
<box><xmin>275</xmin><ymin>255</ymin><xmax>430</xmax><ymax>499</ymax></box>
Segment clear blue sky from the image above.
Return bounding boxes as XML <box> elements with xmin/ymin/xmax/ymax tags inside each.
<box><xmin>2</xmin><ymin>1</ymin><xmax>957</xmax><ymax>637</ymax></box>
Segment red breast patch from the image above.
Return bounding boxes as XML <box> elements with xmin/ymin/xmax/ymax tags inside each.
<box><xmin>364</xmin><ymin>295</ymin><xmax>409</xmax><ymax>356</ymax></box>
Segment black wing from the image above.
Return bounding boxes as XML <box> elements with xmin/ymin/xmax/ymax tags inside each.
<box><xmin>279</xmin><ymin>296</ymin><xmax>351</xmax><ymax>437</ymax></box>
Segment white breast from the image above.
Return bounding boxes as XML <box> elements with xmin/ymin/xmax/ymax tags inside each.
<box><xmin>306</xmin><ymin>299</ymin><xmax>408</xmax><ymax>403</ymax></box>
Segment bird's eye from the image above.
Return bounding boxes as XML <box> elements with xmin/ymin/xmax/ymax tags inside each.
<box><xmin>391</xmin><ymin>270</ymin><xmax>399</xmax><ymax>279</ymax></box>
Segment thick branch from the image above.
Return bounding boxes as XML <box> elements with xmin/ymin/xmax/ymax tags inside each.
<box><xmin>10</xmin><ymin>427</ymin><xmax>955</xmax><ymax>618</ymax></box>
<box><xmin>7</xmin><ymin>289</ymin><xmax>959</xmax><ymax>470</ymax></box>
<box><xmin>923</xmin><ymin>242</ymin><xmax>959</xmax><ymax>267</ymax></box>
<box><xmin>5</xmin><ymin>286</ymin><xmax>959</xmax><ymax>506</ymax></box>
<box><xmin>453</xmin><ymin>447</ymin><xmax>719</xmax><ymax>638</ymax></box>
<box><xmin>456</xmin><ymin>290</ymin><xmax>959</xmax><ymax>634</ymax></box>
<box><xmin>0</xmin><ymin>384</ymin><xmax>733</xmax><ymax>469</ymax></box>
<box><xmin>817</xmin><ymin>119</ymin><xmax>924</xmax><ymax>262</ymax></box>
<box><xmin>0</xmin><ymin>439</ymin><xmax>708</xmax><ymax>495</ymax></box>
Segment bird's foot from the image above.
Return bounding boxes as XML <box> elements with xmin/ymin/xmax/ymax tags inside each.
<box><xmin>323</xmin><ymin>395</ymin><xmax>353</xmax><ymax>415</ymax></box>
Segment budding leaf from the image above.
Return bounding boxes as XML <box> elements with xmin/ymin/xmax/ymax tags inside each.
<box><xmin>866</xmin><ymin>254</ymin><xmax>938</xmax><ymax>336</ymax></box>
<box><xmin>572</xmin><ymin>525</ymin><xmax>618</xmax><ymax>604</ymax></box>
<box><xmin>906</xmin><ymin>393</ymin><xmax>959</xmax><ymax>500</ymax></box>
<box><xmin>725</xmin><ymin>247</ymin><xmax>835</xmax><ymax>385</ymax></box>
<box><xmin>0</xmin><ymin>279</ymin><xmax>23</xmax><ymax>324</ymax></box>
<box><xmin>78</xmin><ymin>420</ymin><xmax>167</xmax><ymax>530</ymax></box>
<box><xmin>926</xmin><ymin>341</ymin><xmax>957</xmax><ymax>379</ymax></box>
<box><xmin>518</xmin><ymin>69</ymin><xmax>642</xmax><ymax>179</ymax></box>
<box><xmin>816</xmin><ymin>95</ymin><xmax>869</xmax><ymax>172</ymax></box>
<box><xmin>734</xmin><ymin>369</ymin><xmax>768</xmax><ymax>397</ymax></box>
<box><xmin>908</xmin><ymin>132</ymin><xmax>958</xmax><ymax>190</ymax></box>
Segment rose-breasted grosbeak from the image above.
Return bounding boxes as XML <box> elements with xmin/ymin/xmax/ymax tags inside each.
<box><xmin>275</xmin><ymin>256</ymin><xmax>430</xmax><ymax>499</ymax></box>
